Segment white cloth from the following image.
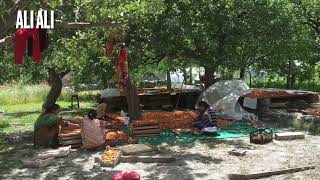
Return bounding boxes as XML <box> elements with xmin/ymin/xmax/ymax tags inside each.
<box><xmin>243</xmin><ymin>97</ymin><xmax>257</xmax><ymax>109</ymax></box>
<box><xmin>100</xmin><ymin>88</ymin><xmax>120</xmax><ymax>99</ymax></box>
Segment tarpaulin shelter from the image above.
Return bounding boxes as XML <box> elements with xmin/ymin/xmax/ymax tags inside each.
<box><xmin>197</xmin><ymin>80</ymin><xmax>251</xmax><ymax>120</ymax></box>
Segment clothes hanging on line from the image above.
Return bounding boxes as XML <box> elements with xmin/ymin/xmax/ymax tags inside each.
<box><xmin>14</xmin><ymin>29</ymin><xmax>41</xmax><ymax>64</ymax></box>
<box><xmin>27</xmin><ymin>28</ymin><xmax>49</xmax><ymax>56</ymax></box>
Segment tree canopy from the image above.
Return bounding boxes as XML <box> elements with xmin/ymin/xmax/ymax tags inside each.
<box><xmin>0</xmin><ymin>0</ymin><xmax>319</xmax><ymax>88</ymax></box>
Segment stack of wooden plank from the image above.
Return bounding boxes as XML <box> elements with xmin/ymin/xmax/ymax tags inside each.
<box><xmin>59</xmin><ymin>128</ymin><xmax>82</xmax><ymax>148</ymax></box>
<box><xmin>131</xmin><ymin>123</ymin><xmax>160</xmax><ymax>138</ymax></box>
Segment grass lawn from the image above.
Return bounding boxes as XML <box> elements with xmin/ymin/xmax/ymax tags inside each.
<box><xmin>0</xmin><ymin>101</ymin><xmax>96</xmax><ymax>133</ymax></box>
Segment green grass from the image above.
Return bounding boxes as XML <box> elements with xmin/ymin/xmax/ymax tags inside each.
<box><xmin>0</xmin><ymin>84</ymin><xmax>75</xmax><ymax>105</ymax></box>
<box><xmin>0</xmin><ymin>101</ymin><xmax>96</xmax><ymax>133</ymax></box>
<box><xmin>0</xmin><ymin>84</ymin><xmax>100</xmax><ymax>133</ymax></box>
<box><xmin>0</xmin><ymin>101</ymin><xmax>95</xmax><ymax>112</ymax></box>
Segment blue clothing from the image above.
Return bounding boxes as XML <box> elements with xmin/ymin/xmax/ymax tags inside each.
<box><xmin>194</xmin><ymin>108</ymin><xmax>217</xmax><ymax>130</ymax></box>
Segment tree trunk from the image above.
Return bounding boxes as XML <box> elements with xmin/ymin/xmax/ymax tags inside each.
<box><xmin>240</xmin><ymin>68</ymin><xmax>245</xmax><ymax>80</ymax></box>
<box><xmin>286</xmin><ymin>60</ymin><xmax>295</xmax><ymax>89</ymax></box>
<box><xmin>100</xmin><ymin>71</ymin><xmax>110</xmax><ymax>88</ymax></box>
<box><xmin>166</xmin><ymin>70</ymin><xmax>171</xmax><ymax>90</ymax></box>
<box><xmin>126</xmin><ymin>77</ymin><xmax>142</xmax><ymax>121</ymax></box>
<box><xmin>182</xmin><ymin>69</ymin><xmax>187</xmax><ymax>84</ymax></box>
<box><xmin>189</xmin><ymin>67</ymin><xmax>193</xmax><ymax>84</ymax></box>
<box><xmin>286</xmin><ymin>74</ymin><xmax>296</xmax><ymax>89</ymax></box>
<box><xmin>204</xmin><ymin>66</ymin><xmax>215</xmax><ymax>88</ymax></box>
<box><xmin>43</xmin><ymin>69</ymin><xmax>68</xmax><ymax>110</ymax></box>
<box><xmin>249</xmin><ymin>71</ymin><xmax>252</xmax><ymax>87</ymax></box>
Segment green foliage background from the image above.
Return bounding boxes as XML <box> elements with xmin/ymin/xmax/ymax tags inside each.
<box><xmin>0</xmin><ymin>0</ymin><xmax>319</xmax><ymax>89</ymax></box>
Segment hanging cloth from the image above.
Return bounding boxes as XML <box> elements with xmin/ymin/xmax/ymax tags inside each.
<box><xmin>106</xmin><ymin>33</ymin><xmax>116</xmax><ymax>56</ymax></box>
<box><xmin>14</xmin><ymin>29</ymin><xmax>41</xmax><ymax>64</ymax></box>
<box><xmin>116</xmin><ymin>47</ymin><xmax>129</xmax><ymax>90</ymax></box>
<box><xmin>27</xmin><ymin>28</ymin><xmax>49</xmax><ymax>56</ymax></box>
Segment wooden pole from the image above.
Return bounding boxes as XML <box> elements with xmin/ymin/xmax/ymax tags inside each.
<box><xmin>228</xmin><ymin>165</ymin><xmax>316</xmax><ymax>180</ymax></box>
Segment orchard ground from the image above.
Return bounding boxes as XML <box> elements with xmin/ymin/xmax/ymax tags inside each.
<box><xmin>0</xmin><ymin>84</ymin><xmax>320</xmax><ymax>179</ymax></box>
<box><xmin>0</xmin><ymin>130</ymin><xmax>319</xmax><ymax>180</ymax></box>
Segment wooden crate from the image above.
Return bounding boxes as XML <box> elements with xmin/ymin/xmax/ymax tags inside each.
<box><xmin>99</xmin><ymin>147</ymin><xmax>122</xmax><ymax>167</ymax></box>
<box><xmin>59</xmin><ymin>128</ymin><xmax>82</xmax><ymax>148</ymax></box>
<box><xmin>131</xmin><ymin>123</ymin><xmax>160</xmax><ymax>137</ymax></box>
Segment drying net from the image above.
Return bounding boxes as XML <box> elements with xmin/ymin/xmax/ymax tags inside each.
<box><xmin>138</xmin><ymin>121</ymin><xmax>256</xmax><ymax>145</ymax></box>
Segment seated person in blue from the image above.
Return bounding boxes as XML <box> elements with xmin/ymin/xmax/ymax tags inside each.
<box><xmin>194</xmin><ymin>101</ymin><xmax>217</xmax><ymax>130</ymax></box>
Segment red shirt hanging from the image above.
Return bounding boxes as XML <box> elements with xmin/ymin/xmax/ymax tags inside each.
<box><xmin>14</xmin><ymin>29</ymin><xmax>41</xmax><ymax>64</ymax></box>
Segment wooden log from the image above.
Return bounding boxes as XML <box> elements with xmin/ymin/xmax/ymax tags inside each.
<box><xmin>228</xmin><ymin>165</ymin><xmax>315</xmax><ymax>180</ymax></box>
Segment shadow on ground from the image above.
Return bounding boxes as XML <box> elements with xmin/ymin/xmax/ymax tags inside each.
<box><xmin>0</xmin><ymin>135</ymin><xmax>251</xmax><ymax>180</ymax></box>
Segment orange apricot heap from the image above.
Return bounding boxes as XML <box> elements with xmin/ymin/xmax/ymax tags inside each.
<box><xmin>304</xmin><ymin>108</ymin><xmax>320</xmax><ymax>116</ymax></box>
<box><xmin>245</xmin><ymin>90</ymin><xmax>290</xmax><ymax>99</ymax></box>
<box><xmin>106</xmin><ymin>131</ymin><xmax>128</xmax><ymax>140</ymax></box>
<box><xmin>133</xmin><ymin>111</ymin><xmax>197</xmax><ymax>129</ymax></box>
<box><xmin>102</xmin><ymin>149</ymin><xmax>120</xmax><ymax>161</ymax></box>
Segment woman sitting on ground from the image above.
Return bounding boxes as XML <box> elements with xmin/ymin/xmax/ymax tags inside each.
<box><xmin>81</xmin><ymin>109</ymin><xmax>106</xmax><ymax>149</ymax></box>
<box><xmin>34</xmin><ymin>104</ymin><xmax>80</xmax><ymax>148</ymax></box>
<box><xmin>194</xmin><ymin>101</ymin><xmax>218</xmax><ymax>130</ymax></box>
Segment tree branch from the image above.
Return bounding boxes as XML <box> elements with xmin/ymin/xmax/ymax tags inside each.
<box><xmin>0</xmin><ymin>0</ymin><xmax>29</xmax><ymax>38</ymax></box>
<box><xmin>0</xmin><ymin>20</ymin><xmax>126</xmax><ymax>48</ymax></box>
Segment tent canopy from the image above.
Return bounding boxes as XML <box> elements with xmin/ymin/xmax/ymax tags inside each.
<box><xmin>197</xmin><ymin>80</ymin><xmax>251</xmax><ymax>120</ymax></box>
